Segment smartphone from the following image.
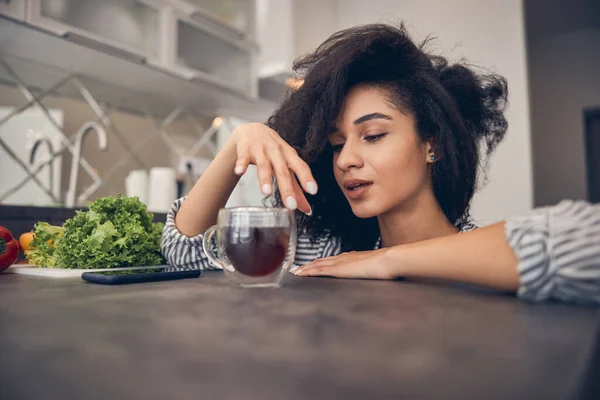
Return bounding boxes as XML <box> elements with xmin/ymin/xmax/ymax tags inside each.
<box><xmin>81</xmin><ymin>269</ymin><xmax>201</xmax><ymax>285</ymax></box>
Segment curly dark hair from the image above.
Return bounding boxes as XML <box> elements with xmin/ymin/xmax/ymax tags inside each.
<box><xmin>266</xmin><ymin>23</ymin><xmax>508</xmax><ymax>251</ymax></box>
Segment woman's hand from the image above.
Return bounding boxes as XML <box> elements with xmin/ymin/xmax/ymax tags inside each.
<box><xmin>231</xmin><ymin>123</ymin><xmax>318</xmax><ymax>214</ymax></box>
<box><xmin>290</xmin><ymin>248</ymin><xmax>396</xmax><ymax>279</ymax></box>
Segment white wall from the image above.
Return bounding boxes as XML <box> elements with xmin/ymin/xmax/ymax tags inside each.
<box><xmin>293</xmin><ymin>0</ymin><xmax>338</xmax><ymax>58</ymax></box>
<box><xmin>528</xmin><ymin>28</ymin><xmax>600</xmax><ymax>206</ymax></box>
<box><xmin>0</xmin><ymin>108</ymin><xmax>64</xmax><ymax>206</ymax></box>
<box><xmin>293</xmin><ymin>0</ymin><xmax>533</xmax><ymax>224</ymax></box>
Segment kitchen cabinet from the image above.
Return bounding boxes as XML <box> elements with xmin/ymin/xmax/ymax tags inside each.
<box><xmin>0</xmin><ymin>19</ymin><xmax>274</xmax><ymax>123</ymax></box>
<box><xmin>27</xmin><ymin>0</ymin><xmax>164</xmax><ymax>63</ymax></box>
<box><xmin>24</xmin><ymin>0</ymin><xmax>258</xmax><ymax>96</ymax></box>
<box><xmin>0</xmin><ymin>0</ymin><xmax>26</xmax><ymax>21</ymax></box>
<box><xmin>0</xmin><ymin>0</ymin><xmax>262</xmax><ymax>103</ymax></box>
<box><xmin>171</xmin><ymin>13</ymin><xmax>256</xmax><ymax>95</ymax></box>
<box><xmin>170</xmin><ymin>0</ymin><xmax>255</xmax><ymax>38</ymax></box>
<box><xmin>164</xmin><ymin>0</ymin><xmax>258</xmax><ymax>96</ymax></box>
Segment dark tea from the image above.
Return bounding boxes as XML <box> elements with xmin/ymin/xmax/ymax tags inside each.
<box><xmin>223</xmin><ymin>227</ymin><xmax>290</xmax><ymax>277</ymax></box>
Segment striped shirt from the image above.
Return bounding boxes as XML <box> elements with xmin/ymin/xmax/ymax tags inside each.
<box><xmin>505</xmin><ymin>199</ymin><xmax>600</xmax><ymax>305</ymax></box>
<box><xmin>161</xmin><ymin>197</ymin><xmax>600</xmax><ymax>304</ymax></box>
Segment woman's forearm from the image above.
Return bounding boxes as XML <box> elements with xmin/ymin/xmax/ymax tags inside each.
<box><xmin>175</xmin><ymin>139</ymin><xmax>240</xmax><ymax>237</ymax></box>
<box><xmin>295</xmin><ymin>200</ymin><xmax>599</xmax><ymax>304</ymax></box>
<box><xmin>389</xmin><ymin>222</ymin><xmax>520</xmax><ymax>292</ymax></box>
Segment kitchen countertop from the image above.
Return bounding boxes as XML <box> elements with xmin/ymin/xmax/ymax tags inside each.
<box><xmin>0</xmin><ymin>271</ymin><xmax>599</xmax><ymax>399</ymax></box>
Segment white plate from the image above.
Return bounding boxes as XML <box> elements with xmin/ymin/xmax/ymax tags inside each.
<box><xmin>6</xmin><ymin>265</ymin><xmax>169</xmax><ymax>278</ymax></box>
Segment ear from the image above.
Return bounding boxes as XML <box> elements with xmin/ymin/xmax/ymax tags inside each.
<box><xmin>425</xmin><ymin>139</ymin><xmax>436</xmax><ymax>163</ymax></box>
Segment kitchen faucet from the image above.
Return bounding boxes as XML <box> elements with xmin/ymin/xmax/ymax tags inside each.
<box><xmin>29</xmin><ymin>137</ymin><xmax>55</xmax><ymax>199</ymax></box>
<box><xmin>65</xmin><ymin>121</ymin><xmax>107</xmax><ymax>208</ymax></box>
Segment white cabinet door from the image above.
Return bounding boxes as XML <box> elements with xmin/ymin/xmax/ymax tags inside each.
<box><xmin>0</xmin><ymin>108</ymin><xmax>64</xmax><ymax>206</ymax></box>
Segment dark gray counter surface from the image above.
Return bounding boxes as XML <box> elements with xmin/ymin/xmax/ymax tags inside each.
<box><xmin>1</xmin><ymin>271</ymin><xmax>598</xmax><ymax>399</ymax></box>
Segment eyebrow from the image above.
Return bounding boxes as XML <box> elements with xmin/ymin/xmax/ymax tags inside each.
<box><xmin>353</xmin><ymin>112</ymin><xmax>392</xmax><ymax>125</ymax></box>
<box><xmin>330</xmin><ymin>112</ymin><xmax>393</xmax><ymax>136</ymax></box>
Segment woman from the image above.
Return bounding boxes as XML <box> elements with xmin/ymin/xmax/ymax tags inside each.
<box><xmin>162</xmin><ymin>24</ymin><xmax>600</xmax><ymax>304</ymax></box>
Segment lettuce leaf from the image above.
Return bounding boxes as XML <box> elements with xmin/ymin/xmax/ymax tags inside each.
<box><xmin>52</xmin><ymin>195</ymin><xmax>165</xmax><ymax>269</ymax></box>
<box><xmin>25</xmin><ymin>222</ymin><xmax>63</xmax><ymax>267</ymax></box>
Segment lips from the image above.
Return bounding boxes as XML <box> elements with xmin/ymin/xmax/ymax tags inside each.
<box><xmin>343</xmin><ymin>179</ymin><xmax>373</xmax><ymax>200</ymax></box>
<box><xmin>343</xmin><ymin>179</ymin><xmax>372</xmax><ymax>191</ymax></box>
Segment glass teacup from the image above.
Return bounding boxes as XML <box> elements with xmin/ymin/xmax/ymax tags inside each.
<box><xmin>202</xmin><ymin>207</ymin><xmax>296</xmax><ymax>288</ymax></box>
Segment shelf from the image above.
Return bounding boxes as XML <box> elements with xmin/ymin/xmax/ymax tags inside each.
<box><xmin>23</xmin><ymin>0</ymin><xmax>258</xmax><ymax>98</ymax></box>
<box><xmin>0</xmin><ymin>16</ymin><xmax>276</xmax><ymax>121</ymax></box>
<box><xmin>175</xmin><ymin>15</ymin><xmax>253</xmax><ymax>94</ymax></box>
<box><xmin>170</xmin><ymin>0</ymin><xmax>254</xmax><ymax>39</ymax></box>
<box><xmin>30</xmin><ymin>0</ymin><xmax>161</xmax><ymax>61</ymax></box>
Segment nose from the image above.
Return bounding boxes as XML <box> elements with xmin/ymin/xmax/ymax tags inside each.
<box><xmin>335</xmin><ymin>139</ymin><xmax>364</xmax><ymax>171</ymax></box>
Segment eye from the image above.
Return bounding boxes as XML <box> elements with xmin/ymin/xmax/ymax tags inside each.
<box><xmin>331</xmin><ymin>143</ymin><xmax>344</xmax><ymax>153</ymax></box>
<box><xmin>365</xmin><ymin>133</ymin><xmax>387</xmax><ymax>143</ymax></box>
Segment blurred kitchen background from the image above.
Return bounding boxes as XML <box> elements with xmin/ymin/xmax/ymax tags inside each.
<box><xmin>0</xmin><ymin>0</ymin><xmax>598</xmax><ymax>227</ymax></box>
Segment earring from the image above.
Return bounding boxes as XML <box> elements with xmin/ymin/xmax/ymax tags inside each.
<box><xmin>429</xmin><ymin>154</ymin><xmax>435</xmax><ymax>161</ymax></box>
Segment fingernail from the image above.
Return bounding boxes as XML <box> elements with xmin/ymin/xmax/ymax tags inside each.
<box><xmin>285</xmin><ymin>196</ymin><xmax>297</xmax><ymax>210</ymax></box>
<box><xmin>289</xmin><ymin>265</ymin><xmax>299</xmax><ymax>272</ymax></box>
<box><xmin>293</xmin><ymin>269</ymin><xmax>303</xmax><ymax>276</ymax></box>
<box><xmin>304</xmin><ymin>205</ymin><xmax>313</xmax><ymax>216</ymax></box>
<box><xmin>307</xmin><ymin>181</ymin><xmax>318</xmax><ymax>195</ymax></box>
<box><xmin>261</xmin><ymin>183</ymin><xmax>272</xmax><ymax>195</ymax></box>
<box><xmin>234</xmin><ymin>165</ymin><xmax>244</xmax><ymax>175</ymax></box>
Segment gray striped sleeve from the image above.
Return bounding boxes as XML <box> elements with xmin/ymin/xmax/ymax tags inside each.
<box><xmin>505</xmin><ymin>200</ymin><xmax>600</xmax><ymax>305</ymax></box>
<box><xmin>161</xmin><ymin>197</ymin><xmax>343</xmax><ymax>270</ymax></box>
<box><xmin>294</xmin><ymin>232</ymin><xmax>342</xmax><ymax>266</ymax></box>
<box><xmin>161</xmin><ymin>197</ymin><xmax>220</xmax><ymax>271</ymax></box>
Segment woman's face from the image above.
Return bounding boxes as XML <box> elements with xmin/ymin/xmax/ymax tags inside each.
<box><xmin>329</xmin><ymin>85</ymin><xmax>433</xmax><ymax>218</ymax></box>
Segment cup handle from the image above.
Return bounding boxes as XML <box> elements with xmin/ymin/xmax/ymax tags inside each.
<box><xmin>202</xmin><ymin>225</ymin><xmax>226</xmax><ymax>270</ymax></box>
<box><xmin>281</xmin><ymin>212</ymin><xmax>297</xmax><ymax>273</ymax></box>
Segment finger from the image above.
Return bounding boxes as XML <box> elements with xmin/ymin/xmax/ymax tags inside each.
<box><xmin>306</xmin><ymin>254</ymin><xmax>341</xmax><ymax>266</ymax></box>
<box><xmin>292</xmin><ymin>178</ymin><xmax>312</xmax><ymax>215</ymax></box>
<box><xmin>286</xmin><ymin>151</ymin><xmax>318</xmax><ymax>195</ymax></box>
<box><xmin>292</xmin><ymin>257</ymin><xmax>338</xmax><ymax>275</ymax></box>
<box><xmin>296</xmin><ymin>265</ymin><xmax>337</xmax><ymax>277</ymax></box>
<box><xmin>255</xmin><ymin>152</ymin><xmax>273</xmax><ymax>195</ymax></box>
<box><xmin>309</xmin><ymin>254</ymin><xmax>343</xmax><ymax>266</ymax></box>
<box><xmin>235</xmin><ymin>146</ymin><xmax>250</xmax><ymax>176</ymax></box>
<box><xmin>268</xmin><ymin>148</ymin><xmax>297</xmax><ymax>210</ymax></box>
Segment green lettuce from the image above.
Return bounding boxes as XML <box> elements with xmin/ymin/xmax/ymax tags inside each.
<box><xmin>25</xmin><ymin>222</ymin><xmax>63</xmax><ymax>267</ymax></box>
<box><xmin>27</xmin><ymin>195</ymin><xmax>165</xmax><ymax>269</ymax></box>
<box><xmin>54</xmin><ymin>195</ymin><xmax>165</xmax><ymax>269</ymax></box>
